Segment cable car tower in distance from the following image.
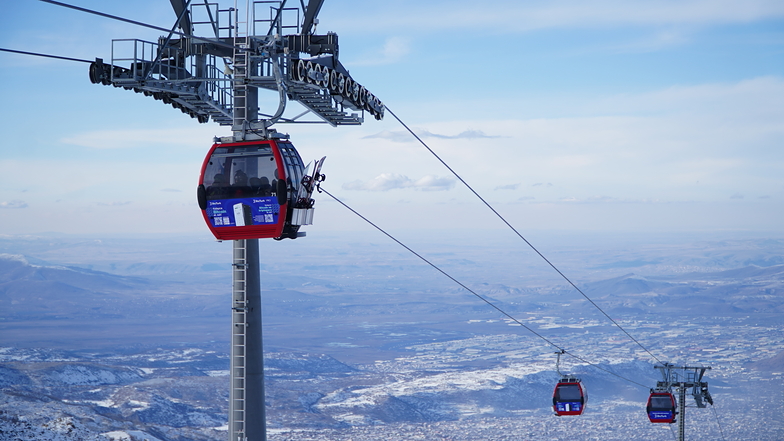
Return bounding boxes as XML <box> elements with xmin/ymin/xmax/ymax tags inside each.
<box><xmin>87</xmin><ymin>1</ymin><xmax>383</xmax><ymax>440</ymax></box>
<box><xmin>650</xmin><ymin>363</ymin><xmax>714</xmax><ymax>441</ymax></box>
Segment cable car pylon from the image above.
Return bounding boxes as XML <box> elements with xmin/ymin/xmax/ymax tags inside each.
<box><xmin>649</xmin><ymin>363</ymin><xmax>714</xmax><ymax>441</ymax></box>
<box><xmin>227</xmin><ymin>7</ymin><xmax>264</xmax><ymax>440</ymax></box>
<box><xmin>62</xmin><ymin>0</ymin><xmax>382</xmax><ymax>438</ymax></box>
<box><xmin>230</xmin><ymin>237</ymin><xmax>264</xmax><ymax>440</ymax></box>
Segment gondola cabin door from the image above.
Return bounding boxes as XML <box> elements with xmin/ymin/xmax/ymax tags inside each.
<box><xmin>197</xmin><ymin>139</ymin><xmax>306</xmax><ymax>240</ymax></box>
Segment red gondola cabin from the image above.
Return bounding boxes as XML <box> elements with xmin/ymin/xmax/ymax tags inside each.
<box><xmin>647</xmin><ymin>391</ymin><xmax>677</xmax><ymax>423</ymax></box>
<box><xmin>552</xmin><ymin>377</ymin><xmax>586</xmax><ymax>416</ymax></box>
<box><xmin>197</xmin><ymin>139</ymin><xmax>316</xmax><ymax>241</ymax></box>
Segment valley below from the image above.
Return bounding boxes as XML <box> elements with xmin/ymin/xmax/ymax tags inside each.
<box><xmin>1</xmin><ymin>232</ymin><xmax>783</xmax><ymax>440</ymax></box>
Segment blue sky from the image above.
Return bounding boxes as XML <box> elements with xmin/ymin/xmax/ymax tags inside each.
<box><xmin>0</xmin><ymin>0</ymin><xmax>783</xmax><ymax>236</ymax></box>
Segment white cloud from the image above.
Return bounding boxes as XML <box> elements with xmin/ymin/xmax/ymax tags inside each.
<box><xmin>345</xmin><ymin>77</ymin><xmax>783</xmax><ymax>207</ymax></box>
<box><xmin>412</xmin><ymin>175</ymin><xmax>456</xmax><ymax>191</ymax></box>
<box><xmin>382</xmin><ymin>37</ymin><xmax>411</xmax><ymax>62</ymax></box>
<box><xmin>608</xmin><ymin>29</ymin><xmax>692</xmax><ymax>53</ymax></box>
<box><xmin>343</xmin><ymin>173</ymin><xmax>455</xmax><ymax>191</ymax></box>
<box><xmin>554</xmin><ymin>196</ymin><xmax>660</xmax><ymax>204</ymax></box>
<box><xmin>363</xmin><ymin>128</ymin><xmax>499</xmax><ymax>143</ymax></box>
<box><xmin>594</xmin><ymin>76</ymin><xmax>784</xmax><ymax>119</ymax></box>
<box><xmin>362</xmin><ymin>130</ymin><xmax>415</xmax><ymax>143</ymax></box>
<box><xmin>343</xmin><ymin>173</ymin><xmax>411</xmax><ymax>191</ymax></box>
<box><xmin>0</xmin><ymin>200</ymin><xmax>28</xmax><ymax>209</ymax></box>
<box><xmin>351</xmin><ymin>36</ymin><xmax>411</xmax><ymax>66</ymax></box>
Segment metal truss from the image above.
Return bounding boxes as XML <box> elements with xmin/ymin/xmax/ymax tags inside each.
<box><xmin>653</xmin><ymin>363</ymin><xmax>714</xmax><ymax>441</ymax></box>
<box><xmin>88</xmin><ymin>0</ymin><xmax>383</xmax><ymax>128</ymax></box>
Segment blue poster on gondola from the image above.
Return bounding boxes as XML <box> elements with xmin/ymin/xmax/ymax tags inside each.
<box><xmin>206</xmin><ymin>197</ymin><xmax>279</xmax><ymax>227</ymax></box>
<box><xmin>556</xmin><ymin>402</ymin><xmax>582</xmax><ymax>413</ymax></box>
<box><xmin>649</xmin><ymin>411</ymin><xmax>673</xmax><ymax>420</ymax></box>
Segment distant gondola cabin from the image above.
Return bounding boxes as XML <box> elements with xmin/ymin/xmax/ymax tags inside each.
<box><xmin>647</xmin><ymin>392</ymin><xmax>677</xmax><ymax>423</ymax></box>
<box><xmin>197</xmin><ymin>139</ymin><xmax>307</xmax><ymax>240</ymax></box>
<box><xmin>552</xmin><ymin>378</ymin><xmax>586</xmax><ymax>416</ymax></box>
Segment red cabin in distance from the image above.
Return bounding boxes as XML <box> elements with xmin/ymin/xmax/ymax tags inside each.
<box><xmin>647</xmin><ymin>391</ymin><xmax>677</xmax><ymax>423</ymax></box>
<box><xmin>552</xmin><ymin>377</ymin><xmax>587</xmax><ymax>416</ymax></box>
<box><xmin>197</xmin><ymin>139</ymin><xmax>307</xmax><ymax>241</ymax></box>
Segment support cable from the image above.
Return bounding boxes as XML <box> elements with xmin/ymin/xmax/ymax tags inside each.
<box><xmin>711</xmin><ymin>404</ymin><xmax>727</xmax><ymax>441</ymax></box>
<box><xmin>141</xmin><ymin>0</ymin><xmax>195</xmax><ymax>80</ymax></box>
<box><xmin>668</xmin><ymin>424</ymin><xmax>677</xmax><ymax>441</ymax></box>
<box><xmin>384</xmin><ymin>106</ymin><xmax>665</xmax><ymax>365</ymax></box>
<box><xmin>266</xmin><ymin>0</ymin><xmax>289</xmax><ymax>36</ymax></box>
<box><xmin>319</xmin><ymin>186</ymin><xmax>650</xmax><ymax>389</ymax></box>
<box><xmin>38</xmin><ymin>0</ymin><xmax>237</xmax><ymax>51</ymax></box>
<box><xmin>0</xmin><ymin>47</ymin><xmax>92</xmax><ymax>63</ymax></box>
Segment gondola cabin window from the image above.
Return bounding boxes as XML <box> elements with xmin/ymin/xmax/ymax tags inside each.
<box><xmin>556</xmin><ymin>384</ymin><xmax>582</xmax><ymax>401</ymax></box>
<box><xmin>203</xmin><ymin>145</ymin><xmax>281</xmax><ymax>226</ymax></box>
<box><xmin>198</xmin><ymin>141</ymin><xmax>295</xmax><ymax>240</ymax></box>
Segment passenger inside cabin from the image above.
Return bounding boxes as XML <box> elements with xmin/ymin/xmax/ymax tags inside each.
<box><xmin>258</xmin><ymin>177</ymin><xmax>272</xmax><ymax>196</ymax></box>
<box><xmin>233</xmin><ymin>169</ymin><xmax>248</xmax><ymax>186</ymax></box>
<box><xmin>206</xmin><ymin>173</ymin><xmax>228</xmax><ymax>199</ymax></box>
<box><xmin>229</xmin><ymin>169</ymin><xmax>251</xmax><ymax>198</ymax></box>
<box><xmin>249</xmin><ymin>177</ymin><xmax>261</xmax><ymax>193</ymax></box>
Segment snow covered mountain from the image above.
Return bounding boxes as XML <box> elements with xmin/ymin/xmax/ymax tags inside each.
<box><xmin>2</xmin><ymin>235</ymin><xmax>783</xmax><ymax>440</ymax></box>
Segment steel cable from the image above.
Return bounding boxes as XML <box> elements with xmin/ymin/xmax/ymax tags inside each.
<box><xmin>38</xmin><ymin>0</ymin><xmax>237</xmax><ymax>51</ymax></box>
<box><xmin>0</xmin><ymin>47</ymin><xmax>92</xmax><ymax>64</ymax></box>
<box><xmin>319</xmin><ymin>186</ymin><xmax>650</xmax><ymax>389</ymax></box>
<box><xmin>384</xmin><ymin>105</ymin><xmax>665</xmax><ymax>366</ymax></box>
<box><xmin>711</xmin><ymin>403</ymin><xmax>728</xmax><ymax>441</ymax></box>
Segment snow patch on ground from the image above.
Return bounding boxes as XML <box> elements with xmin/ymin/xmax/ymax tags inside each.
<box><xmin>0</xmin><ymin>253</ymin><xmax>30</xmax><ymax>265</ymax></box>
<box><xmin>127</xmin><ymin>400</ymin><xmax>151</xmax><ymax>411</ymax></box>
<box><xmin>87</xmin><ymin>399</ymin><xmax>116</xmax><ymax>408</ymax></box>
<box><xmin>48</xmin><ymin>365</ymin><xmax>141</xmax><ymax>386</ymax></box>
<box><xmin>102</xmin><ymin>430</ymin><xmax>163</xmax><ymax>441</ymax></box>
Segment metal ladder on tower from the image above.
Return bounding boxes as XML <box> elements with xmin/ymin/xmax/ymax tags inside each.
<box><xmin>232</xmin><ymin>0</ymin><xmax>251</xmax><ymax>130</ymax></box>
<box><xmin>230</xmin><ymin>239</ymin><xmax>248</xmax><ymax>441</ymax></box>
